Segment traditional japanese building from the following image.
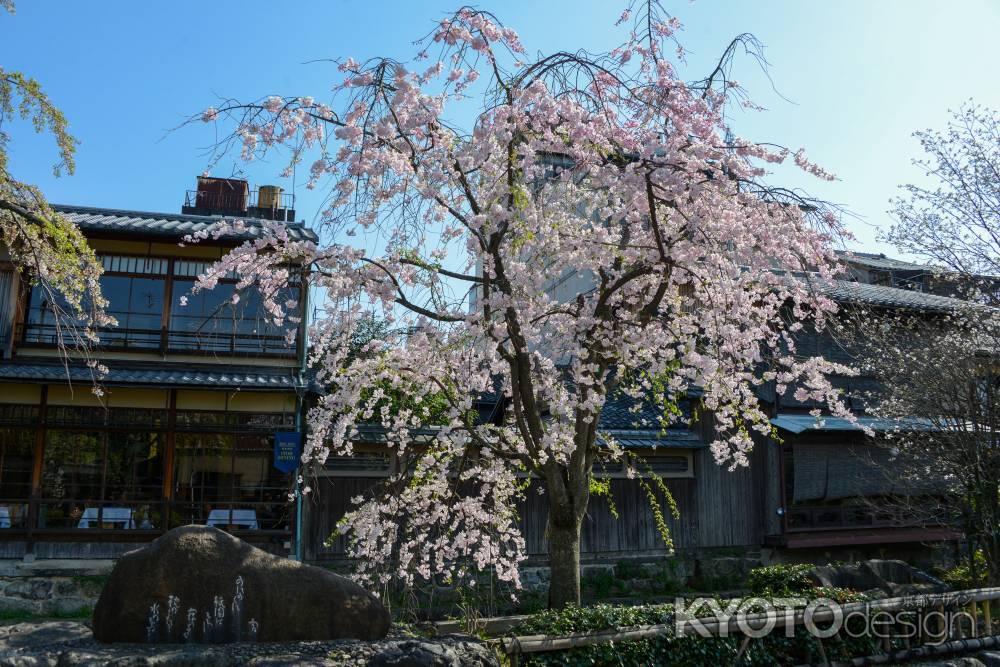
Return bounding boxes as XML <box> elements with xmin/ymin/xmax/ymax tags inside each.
<box><xmin>0</xmin><ymin>177</ymin><xmax>316</xmax><ymax>559</ymax></box>
<box><xmin>761</xmin><ymin>279</ymin><xmax>968</xmax><ymax>552</ymax></box>
<box><xmin>309</xmin><ymin>254</ymin><xmax>973</xmax><ymax>566</ymax></box>
<box><xmin>0</xmin><ymin>182</ymin><xmax>970</xmax><ymax>570</ymax></box>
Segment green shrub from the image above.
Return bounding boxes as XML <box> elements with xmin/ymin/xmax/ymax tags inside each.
<box><xmin>514</xmin><ymin>603</ymin><xmax>672</xmax><ymax>636</ymax></box>
<box><xmin>746</xmin><ymin>564</ymin><xmax>815</xmax><ymax>597</ymax></box>
<box><xmin>510</xmin><ymin>597</ymin><xmax>878</xmax><ymax>667</ymax></box>
<box><xmin>939</xmin><ymin>550</ymin><xmax>988</xmax><ymax>590</ymax></box>
<box><xmin>512</xmin><ymin>603</ymin><xmax>737</xmax><ymax>667</ymax></box>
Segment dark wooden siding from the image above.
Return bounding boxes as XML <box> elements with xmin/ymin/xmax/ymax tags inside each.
<box><xmin>304</xmin><ymin>410</ymin><xmax>770</xmax><ymax>561</ymax></box>
<box><xmin>306</xmin><ymin>476</ymin><xmax>696</xmax><ymax>561</ymax></box>
<box><xmin>303</xmin><ymin>476</ymin><xmax>383</xmax><ymax>561</ymax></box>
<box><xmin>519</xmin><ymin>477</ymin><xmax>697</xmax><ymax>557</ymax></box>
<box><xmin>690</xmin><ymin>446</ymin><xmax>761</xmax><ymax>547</ymax></box>
<box><xmin>689</xmin><ymin>410</ymin><xmax>765</xmax><ymax>548</ymax></box>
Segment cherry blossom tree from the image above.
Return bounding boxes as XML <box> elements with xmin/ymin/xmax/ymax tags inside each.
<box><xmin>886</xmin><ymin>103</ymin><xmax>1000</xmax><ymax>304</ymax></box>
<box><xmin>193</xmin><ymin>2</ymin><xmax>855</xmax><ymax>608</ymax></box>
<box><xmin>1</xmin><ymin>2</ymin><xmax>110</xmax><ymax>381</ymax></box>
<box><xmin>834</xmin><ymin>305</ymin><xmax>1000</xmax><ymax>585</ymax></box>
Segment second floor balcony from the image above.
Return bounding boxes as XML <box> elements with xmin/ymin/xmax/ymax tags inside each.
<box><xmin>14</xmin><ymin>254</ymin><xmax>302</xmax><ymax>359</ymax></box>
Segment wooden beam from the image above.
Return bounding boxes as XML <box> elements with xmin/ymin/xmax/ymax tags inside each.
<box><xmin>159</xmin><ymin>258</ymin><xmax>174</xmax><ymax>352</ymax></box>
<box><xmin>25</xmin><ymin>385</ymin><xmax>48</xmax><ymax>556</ymax></box>
<box><xmin>162</xmin><ymin>389</ymin><xmax>177</xmax><ymax>533</ymax></box>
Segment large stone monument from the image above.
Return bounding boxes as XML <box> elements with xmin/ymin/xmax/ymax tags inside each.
<box><xmin>92</xmin><ymin>525</ymin><xmax>390</xmax><ymax>643</ymax></box>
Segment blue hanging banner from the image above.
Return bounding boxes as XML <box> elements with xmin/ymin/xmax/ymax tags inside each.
<box><xmin>273</xmin><ymin>431</ymin><xmax>302</xmax><ymax>473</ymax></box>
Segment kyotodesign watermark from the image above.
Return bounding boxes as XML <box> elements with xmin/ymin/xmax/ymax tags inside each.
<box><xmin>674</xmin><ymin>594</ymin><xmax>976</xmax><ymax>644</ymax></box>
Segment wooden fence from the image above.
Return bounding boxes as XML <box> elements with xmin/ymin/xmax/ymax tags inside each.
<box><xmin>497</xmin><ymin>587</ymin><xmax>1000</xmax><ymax>667</ymax></box>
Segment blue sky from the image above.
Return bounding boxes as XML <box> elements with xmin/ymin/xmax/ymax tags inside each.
<box><xmin>4</xmin><ymin>0</ymin><xmax>999</xmax><ymax>256</ymax></box>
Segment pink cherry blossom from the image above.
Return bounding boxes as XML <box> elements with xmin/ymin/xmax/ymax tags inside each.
<box><xmin>191</xmin><ymin>4</ymin><xmax>855</xmax><ymax>606</ymax></box>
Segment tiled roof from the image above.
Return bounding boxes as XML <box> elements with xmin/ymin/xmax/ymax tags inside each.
<box><xmin>0</xmin><ymin>363</ymin><xmax>301</xmax><ymax>389</ymax></box>
<box><xmin>836</xmin><ymin>250</ymin><xmax>933</xmax><ymax>273</ymax></box>
<box><xmin>52</xmin><ymin>204</ymin><xmax>318</xmax><ymax>243</ymax></box>
<box><xmin>598</xmin><ymin>390</ymin><xmax>693</xmax><ymax>430</ymax></box>
<box><xmin>818</xmin><ymin>279</ymin><xmax>970</xmax><ymax>313</ymax></box>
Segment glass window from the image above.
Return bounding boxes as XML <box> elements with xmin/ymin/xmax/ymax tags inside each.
<box><xmin>99</xmin><ymin>275</ymin><xmax>164</xmax><ymax>348</ymax></box>
<box><xmin>38</xmin><ymin>429</ymin><xmax>164</xmax><ymax>530</ymax></box>
<box><xmin>169</xmin><ymin>281</ymin><xmax>298</xmax><ymax>355</ymax></box>
<box><xmin>172</xmin><ymin>431</ymin><xmax>291</xmax><ymax>531</ymax></box>
<box><xmin>173</xmin><ymin>432</ymin><xmax>235</xmax><ymax>506</ymax></box>
<box><xmin>233</xmin><ymin>434</ymin><xmax>287</xmax><ymax>500</ymax></box>
<box><xmin>169</xmin><ymin>280</ymin><xmax>236</xmax><ymax>352</ymax></box>
<box><xmin>1</xmin><ymin>409</ymin><xmax>294</xmax><ymax>533</ymax></box>
<box><xmin>103</xmin><ymin>432</ymin><xmax>164</xmax><ymax>501</ymax></box>
<box><xmin>25</xmin><ymin>275</ymin><xmax>164</xmax><ymax>349</ymax></box>
<box><xmin>23</xmin><ymin>286</ymin><xmax>68</xmax><ymax>344</ymax></box>
<box><xmin>40</xmin><ymin>430</ymin><xmax>103</xmax><ymax>528</ymax></box>
<box><xmin>0</xmin><ymin>428</ymin><xmax>34</xmax><ymax>528</ymax></box>
<box><xmin>99</xmin><ymin>255</ymin><xmax>167</xmax><ymax>275</ymax></box>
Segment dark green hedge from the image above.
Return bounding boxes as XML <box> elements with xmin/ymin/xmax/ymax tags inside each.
<box><xmin>510</xmin><ymin>595</ymin><xmax>878</xmax><ymax>667</ymax></box>
<box><xmin>746</xmin><ymin>564</ymin><xmax>815</xmax><ymax>597</ymax></box>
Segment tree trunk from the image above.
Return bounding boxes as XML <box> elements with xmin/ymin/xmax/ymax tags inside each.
<box><xmin>547</xmin><ymin>511</ymin><xmax>583</xmax><ymax>609</ymax></box>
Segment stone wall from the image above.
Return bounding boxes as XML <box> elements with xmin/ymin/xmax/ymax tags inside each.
<box><xmin>558</xmin><ymin>552</ymin><xmax>761</xmax><ymax>600</ymax></box>
<box><xmin>0</xmin><ymin>561</ymin><xmax>111</xmax><ymax>617</ymax></box>
<box><xmin>0</xmin><ymin>575</ymin><xmax>104</xmax><ymax>616</ymax></box>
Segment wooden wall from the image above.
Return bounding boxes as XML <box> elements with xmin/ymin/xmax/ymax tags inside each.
<box><xmin>304</xmin><ymin>452</ymin><xmax>765</xmax><ymax>562</ymax></box>
<box><xmin>690</xmin><ymin>446</ymin><xmax>762</xmax><ymax>548</ymax></box>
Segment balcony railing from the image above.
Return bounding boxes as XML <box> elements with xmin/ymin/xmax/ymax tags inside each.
<box><xmin>182</xmin><ymin>189</ymin><xmax>296</xmax><ymax>222</ymax></box>
<box><xmin>17</xmin><ymin>322</ymin><xmax>296</xmax><ymax>357</ymax></box>
<box><xmin>785</xmin><ymin>505</ymin><xmax>902</xmax><ymax>533</ymax></box>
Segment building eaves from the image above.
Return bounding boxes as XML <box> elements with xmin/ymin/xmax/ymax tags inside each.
<box><xmin>52</xmin><ymin>204</ymin><xmax>318</xmax><ymax>243</ymax></box>
<box><xmin>770</xmin><ymin>413</ymin><xmax>935</xmax><ymax>434</ymax></box>
<box><xmin>598</xmin><ymin>428</ymin><xmax>703</xmax><ymax>449</ymax></box>
<box><xmin>818</xmin><ymin>279</ymin><xmax>970</xmax><ymax>313</ymax></box>
<box><xmin>836</xmin><ymin>250</ymin><xmax>934</xmax><ymax>273</ymax></box>
<box><xmin>0</xmin><ymin>362</ymin><xmax>301</xmax><ymax>390</ymax></box>
<box><xmin>598</xmin><ymin>391</ymin><xmax>694</xmax><ymax>430</ymax></box>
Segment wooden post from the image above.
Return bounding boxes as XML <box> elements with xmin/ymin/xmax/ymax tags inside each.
<box><xmin>969</xmin><ymin>602</ymin><xmax>978</xmax><ymax>638</ymax></box>
<box><xmin>732</xmin><ymin>634</ymin><xmax>752</xmax><ymax>667</ymax></box>
<box><xmin>161</xmin><ymin>389</ymin><xmax>177</xmax><ymax>532</ymax></box>
<box><xmin>985</xmin><ymin>599</ymin><xmax>993</xmax><ymax>636</ymax></box>
<box><xmin>25</xmin><ymin>385</ymin><xmax>48</xmax><ymax>558</ymax></box>
<box><xmin>815</xmin><ymin>637</ymin><xmax>830</xmax><ymax>666</ymax></box>
<box><xmin>160</xmin><ymin>259</ymin><xmax>174</xmax><ymax>353</ymax></box>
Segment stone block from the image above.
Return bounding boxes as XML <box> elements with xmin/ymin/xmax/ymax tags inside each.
<box><xmin>580</xmin><ymin>563</ymin><xmax>614</xmax><ymax>578</ymax></box>
<box><xmin>0</xmin><ymin>595</ymin><xmax>42</xmax><ymax>614</ymax></box>
<box><xmin>3</xmin><ymin>579</ymin><xmax>53</xmax><ymax>601</ymax></box>
<box><xmin>697</xmin><ymin>556</ymin><xmax>757</xmax><ymax>580</ymax></box>
<box><xmin>92</xmin><ymin>525</ymin><xmax>389</xmax><ymax>643</ymax></box>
